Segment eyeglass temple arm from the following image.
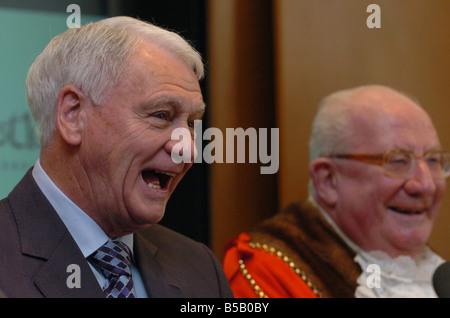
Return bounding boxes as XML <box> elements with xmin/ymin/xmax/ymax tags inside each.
<box><xmin>331</xmin><ymin>154</ymin><xmax>384</xmax><ymax>165</ymax></box>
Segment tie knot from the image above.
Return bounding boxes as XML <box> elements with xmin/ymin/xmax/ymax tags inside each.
<box><xmin>89</xmin><ymin>240</ymin><xmax>137</xmax><ymax>298</ymax></box>
<box><xmin>90</xmin><ymin>240</ymin><xmax>133</xmax><ymax>277</ymax></box>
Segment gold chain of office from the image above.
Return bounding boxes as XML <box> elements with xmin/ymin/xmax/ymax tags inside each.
<box><xmin>238</xmin><ymin>241</ymin><xmax>322</xmax><ymax>298</ymax></box>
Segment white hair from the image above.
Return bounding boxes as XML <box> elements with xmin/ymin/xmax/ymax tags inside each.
<box><xmin>26</xmin><ymin>16</ymin><xmax>204</xmax><ymax>146</ymax></box>
<box><xmin>307</xmin><ymin>89</ymin><xmax>355</xmax><ymax>202</ymax></box>
<box><xmin>308</xmin><ymin>91</ymin><xmax>355</xmax><ymax>162</ymax></box>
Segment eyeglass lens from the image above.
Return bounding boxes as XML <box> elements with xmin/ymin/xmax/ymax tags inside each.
<box><xmin>384</xmin><ymin>151</ymin><xmax>449</xmax><ymax>178</ymax></box>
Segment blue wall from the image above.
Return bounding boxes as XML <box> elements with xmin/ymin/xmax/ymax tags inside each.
<box><xmin>0</xmin><ymin>7</ymin><xmax>104</xmax><ymax>197</ymax></box>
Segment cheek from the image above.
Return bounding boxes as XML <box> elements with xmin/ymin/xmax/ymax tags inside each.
<box><xmin>430</xmin><ymin>180</ymin><xmax>446</xmax><ymax>217</ymax></box>
<box><xmin>337</xmin><ymin>174</ymin><xmax>403</xmax><ymax>224</ymax></box>
<box><xmin>340</xmin><ymin>172</ymin><xmax>397</xmax><ymax>205</ymax></box>
<box><xmin>435</xmin><ymin>180</ymin><xmax>447</xmax><ymax>200</ymax></box>
<box><xmin>375</xmin><ymin>178</ymin><xmax>405</xmax><ymax>203</ymax></box>
<box><xmin>82</xmin><ymin>122</ymin><xmax>146</xmax><ymax>188</ymax></box>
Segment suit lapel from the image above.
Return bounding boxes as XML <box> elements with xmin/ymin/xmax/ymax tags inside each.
<box><xmin>134</xmin><ymin>232</ymin><xmax>184</xmax><ymax>297</ymax></box>
<box><xmin>8</xmin><ymin>169</ymin><xmax>104</xmax><ymax>298</ymax></box>
<box><xmin>33</xmin><ymin>231</ymin><xmax>104</xmax><ymax>298</ymax></box>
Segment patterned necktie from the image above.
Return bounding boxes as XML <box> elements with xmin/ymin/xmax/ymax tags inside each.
<box><xmin>89</xmin><ymin>240</ymin><xmax>137</xmax><ymax>298</ymax></box>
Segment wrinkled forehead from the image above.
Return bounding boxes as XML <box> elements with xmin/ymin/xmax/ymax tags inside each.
<box><xmin>346</xmin><ymin>89</ymin><xmax>441</xmax><ymax>153</ymax></box>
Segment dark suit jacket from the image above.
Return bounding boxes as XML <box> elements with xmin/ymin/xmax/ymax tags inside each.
<box><xmin>0</xmin><ymin>169</ymin><xmax>233</xmax><ymax>298</ymax></box>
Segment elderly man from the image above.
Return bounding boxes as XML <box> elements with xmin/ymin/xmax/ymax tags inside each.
<box><xmin>223</xmin><ymin>85</ymin><xmax>448</xmax><ymax>298</ymax></box>
<box><xmin>0</xmin><ymin>16</ymin><xmax>232</xmax><ymax>298</ymax></box>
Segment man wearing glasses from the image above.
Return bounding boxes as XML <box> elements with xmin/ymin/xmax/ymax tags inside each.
<box><xmin>223</xmin><ymin>85</ymin><xmax>448</xmax><ymax>298</ymax></box>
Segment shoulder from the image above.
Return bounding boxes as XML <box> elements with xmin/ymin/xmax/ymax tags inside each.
<box><xmin>136</xmin><ymin>224</ymin><xmax>222</xmax><ymax>268</ymax></box>
<box><xmin>255</xmin><ymin>199</ymin><xmax>321</xmax><ymax>230</ymax></box>
<box><xmin>137</xmin><ymin>223</ymin><xmax>209</xmax><ymax>254</ymax></box>
<box><xmin>136</xmin><ymin>224</ymin><xmax>234</xmax><ymax>298</ymax></box>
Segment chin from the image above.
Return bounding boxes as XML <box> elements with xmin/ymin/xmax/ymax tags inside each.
<box><xmin>127</xmin><ymin>201</ymin><xmax>168</xmax><ymax>226</ymax></box>
<box><xmin>144</xmin><ymin>206</ymin><xmax>167</xmax><ymax>224</ymax></box>
<box><xmin>392</xmin><ymin>234</ymin><xmax>430</xmax><ymax>257</ymax></box>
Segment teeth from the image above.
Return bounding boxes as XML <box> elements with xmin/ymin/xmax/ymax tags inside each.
<box><xmin>155</xmin><ymin>170</ymin><xmax>176</xmax><ymax>177</ymax></box>
<box><xmin>148</xmin><ymin>183</ymin><xmax>161</xmax><ymax>189</ymax></box>
<box><xmin>145</xmin><ymin>170</ymin><xmax>176</xmax><ymax>189</ymax></box>
<box><xmin>390</xmin><ymin>207</ymin><xmax>423</xmax><ymax>215</ymax></box>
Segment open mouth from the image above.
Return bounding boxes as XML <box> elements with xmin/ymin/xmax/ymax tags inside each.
<box><xmin>388</xmin><ymin>207</ymin><xmax>425</xmax><ymax>215</ymax></box>
<box><xmin>142</xmin><ymin>170</ymin><xmax>175</xmax><ymax>190</ymax></box>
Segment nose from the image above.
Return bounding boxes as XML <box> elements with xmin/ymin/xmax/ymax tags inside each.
<box><xmin>165</xmin><ymin>129</ymin><xmax>196</xmax><ymax>164</ymax></box>
<box><xmin>403</xmin><ymin>159</ymin><xmax>437</xmax><ymax>198</ymax></box>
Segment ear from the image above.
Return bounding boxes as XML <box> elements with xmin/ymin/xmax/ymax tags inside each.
<box><xmin>308</xmin><ymin>158</ymin><xmax>338</xmax><ymax>208</ymax></box>
<box><xmin>55</xmin><ymin>85</ymin><xmax>85</xmax><ymax>146</ymax></box>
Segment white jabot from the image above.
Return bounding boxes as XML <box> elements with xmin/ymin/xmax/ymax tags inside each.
<box><xmin>354</xmin><ymin>248</ymin><xmax>444</xmax><ymax>298</ymax></box>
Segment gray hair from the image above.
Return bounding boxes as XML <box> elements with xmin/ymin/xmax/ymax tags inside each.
<box><xmin>307</xmin><ymin>89</ymin><xmax>355</xmax><ymax>202</ymax></box>
<box><xmin>308</xmin><ymin>90</ymin><xmax>355</xmax><ymax>162</ymax></box>
<box><xmin>26</xmin><ymin>16</ymin><xmax>204</xmax><ymax>146</ymax></box>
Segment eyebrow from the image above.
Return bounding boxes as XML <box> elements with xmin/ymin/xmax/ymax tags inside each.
<box><xmin>390</xmin><ymin>145</ymin><xmax>443</xmax><ymax>155</ymax></box>
<box><xmin>194</xmin><ymin>104</ymin><xmax>206</xmax><ymax>118</ymax></box>
<box><xmin>143</xmin><ymin>96</ymin><xmax>206</xmax><ymax>116</ymax></box>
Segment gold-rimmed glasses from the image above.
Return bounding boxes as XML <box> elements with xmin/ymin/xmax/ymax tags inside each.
<box><xmin>330</xmin><ymin>149</ymin><xmax>450</xmax><ymax>179</ymax></box>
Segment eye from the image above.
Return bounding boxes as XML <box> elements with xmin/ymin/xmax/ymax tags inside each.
<box><xmin>153</xmin><ymin>112</ymin><xmax>170</xmax><ymax>121</ymax></box>
<box><xmin>425</xmin><ymin>153</ymin><xmax>442</xmax><ymax>167</ymax></box>
<box><xmin>386</xmin><ymin>153</ymin><xmax>410</xmax><ymax>166</ymax></box>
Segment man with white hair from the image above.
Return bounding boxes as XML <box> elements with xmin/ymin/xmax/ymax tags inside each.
<box><xmin>0</xmin><ymin>16</ymin><xmax>232</xmax><ymax>298</ymax></box>
<box><xmin>223</xmin><ymin>85</ymin><xmax>448</xmax><ymax>298</ymax></box>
